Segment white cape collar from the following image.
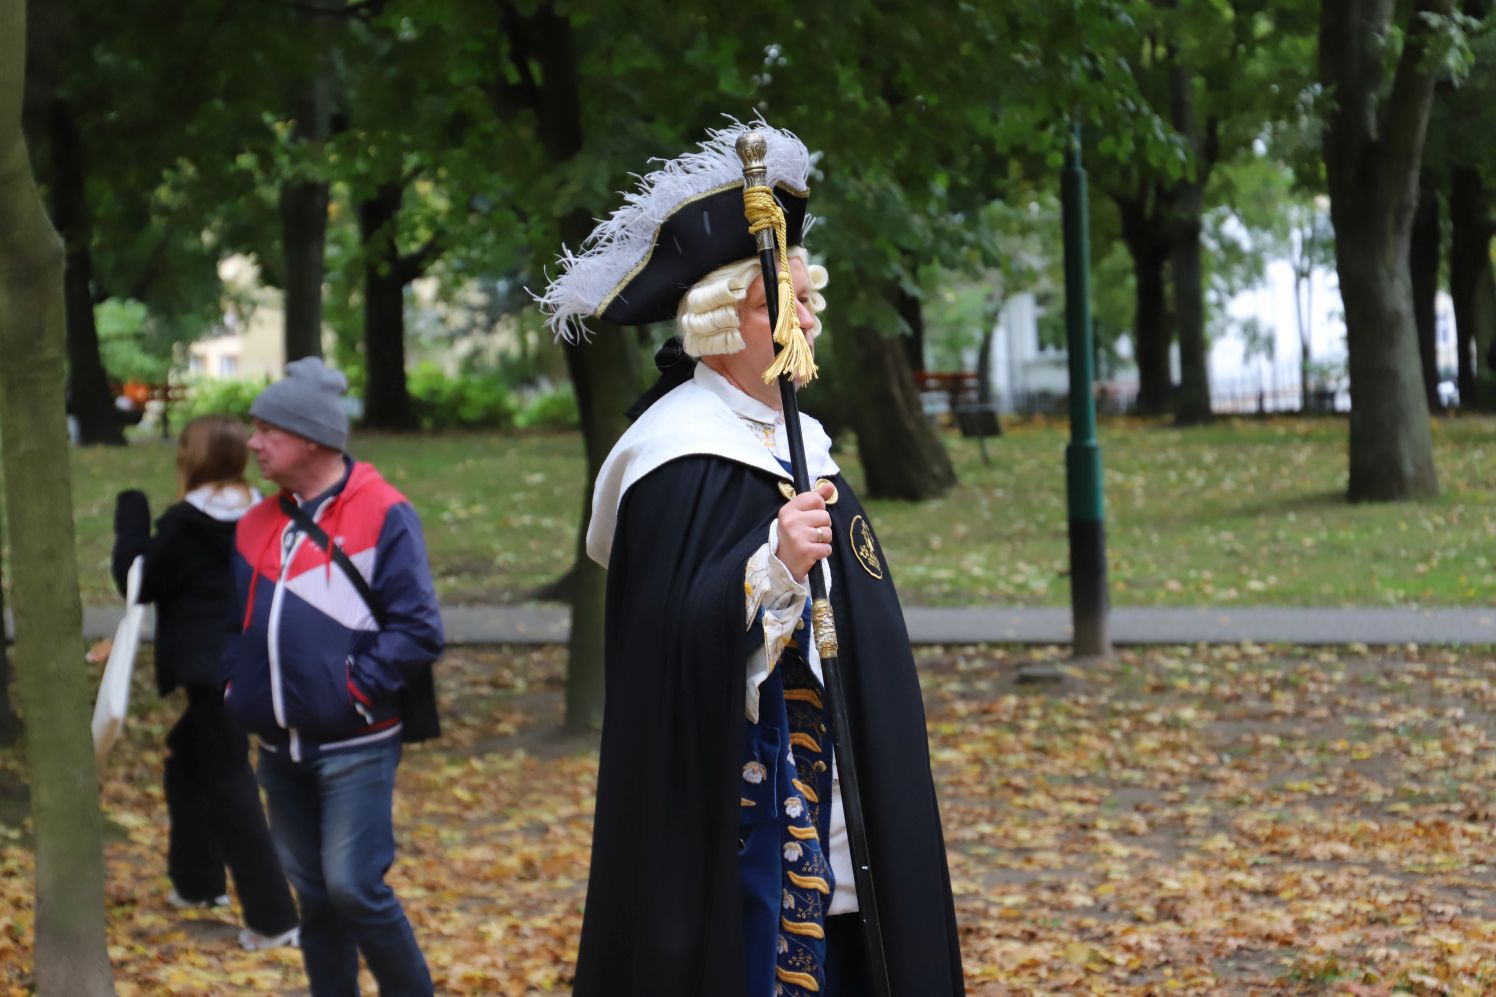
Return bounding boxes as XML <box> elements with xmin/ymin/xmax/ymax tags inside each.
<box><xmin>586</xmin><ymin>363</ymin><xmax>838</xmax><ymax>567</ymax></box>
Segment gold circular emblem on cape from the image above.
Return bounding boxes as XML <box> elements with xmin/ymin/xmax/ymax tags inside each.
<box><xmin>848</xmin><ymin>514</ymin><xmax>884</xmax><ymax>580</ymax></box>
<box><xmin>778</xmin><ymin>481</ymin><xmax>796</xmax><ymax>501</ymax></box>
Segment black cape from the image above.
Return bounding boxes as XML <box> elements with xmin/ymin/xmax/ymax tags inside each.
<box><xmin>572</xmin><ymin>454</ymin><xmax>964</xmax><ymax>997</ymax></box>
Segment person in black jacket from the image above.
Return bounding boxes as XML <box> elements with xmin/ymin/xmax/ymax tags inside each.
<box><xmin>112</xmin><ymin>414</ymin><xmax>300</xmax><ymax>951</ymax></box>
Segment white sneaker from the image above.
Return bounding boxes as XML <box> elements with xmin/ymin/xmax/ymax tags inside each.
<box><xmin>239</xmin><ymin>926</ymin><xmax>300</xmax><ymax>951</ymax></box>
<box><xmin>168</xmin><ymin>889</ymin><xmax>230</xmax><ymax>910</ymax></box>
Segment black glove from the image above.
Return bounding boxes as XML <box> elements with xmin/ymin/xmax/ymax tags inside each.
<box><xmin>112</xmin><ymin>490</ymin><xmax>151</xmax><ymax>596</ymax></box>
<box><xmin>114</xmin><ymin>489</ymin><xmax>151</xmax><ymax>537</ymax></box>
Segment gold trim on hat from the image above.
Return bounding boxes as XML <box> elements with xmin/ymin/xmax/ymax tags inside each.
<box><xmin>592</xmin><ymin>179</ymin><xmax>811</xmax><ymax>323</ymax></box>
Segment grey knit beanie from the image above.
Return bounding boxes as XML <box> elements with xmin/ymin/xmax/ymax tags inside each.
<box><xmin>250</xmin><ymin>357</ymin><xmax>350</xmax><ymax>451</ymax></box>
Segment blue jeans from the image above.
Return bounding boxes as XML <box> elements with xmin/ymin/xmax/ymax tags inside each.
<box><xmin>258</xmin><ymin>738</ymin><xmax>432</xmax><ymax>997</ymax></box>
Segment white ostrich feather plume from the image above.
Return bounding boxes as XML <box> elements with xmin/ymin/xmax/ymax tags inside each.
<box><xmin>533</xmin><ymin>118</ymin><xmax>815</xmax><ymax>342</ymax></box>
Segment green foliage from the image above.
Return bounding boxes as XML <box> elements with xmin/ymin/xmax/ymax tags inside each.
<box><xmin>1429</xmin><ymin>9</ymin><xmax>1496</xmax><ymax>179</ymax></box>
<box><xmin>407</xmin><ymin>362</ymin><xmax>516</xmax><ymax>430</ymax></box>
<box><xmin>177</xmin><ymin>375</ymin><xmax>270</xmax><ymax>424</ymax></box>
<box><xmin>1201</xmin><ymin>155</ymin><xmax>1308</xmax><ymax>345</ymax></box>
<box><xmin>922</xmin><ymin>196</ymin><xmax>1064</xmax><ymax>369</ymax></box>
<box><xmin>96</xmin><ymin>298</ymin><xmax>173</xmax><ymax>384</ymax></box>
<box><xmin>25</xmin><ymin>3</ymin><xmax>270</xmax><ymax>359</ymax></box>
<box><xmin>37</xmin><ymin>0</ymin><xmax>1490</xmax><ymax>446</ymax></box>
<box><xmin>514</xmin><ymin>385</ymin><xmax>579</xmax><ymax>430</ymax></box>
<box><xmin>923</xmin><ymin>281</ymin><xmax>993</xmax><ymax>371</ymax></box>
<box><xmin>1417</xmin><ymin>10</ymin><xmax>1483</xmax><ymax>84</ymax></box>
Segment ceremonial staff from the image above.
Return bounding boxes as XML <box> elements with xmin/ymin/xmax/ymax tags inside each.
<box><xmin>735</xmin><ymin>129</ymin><xmax>894</xmax><ymax>997</ymax></box>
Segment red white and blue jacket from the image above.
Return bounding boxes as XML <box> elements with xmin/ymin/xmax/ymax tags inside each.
<box><xmin>223</xmin><ymin>460</ymin><xmax>444</xmax><ymax>761</ymax></box>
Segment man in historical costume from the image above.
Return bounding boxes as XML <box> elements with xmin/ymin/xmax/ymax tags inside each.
<box><xmin>538</xmin><ymin>122</ymin><xmax>964</xmax><ymax>997</ymax></box>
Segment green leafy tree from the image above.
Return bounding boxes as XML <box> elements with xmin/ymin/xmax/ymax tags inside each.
<box><xmin>1319</xmin><ymin>0</ymin><xmax>1468</xmax><ymax>500</ymax></box>
<box><xmin>750</xmin><ymin>2</ymin><xmax>1138</xmax><ymax>497</ymax></box>
<box><xmin>921</xmin><ymin>195</ymin><xmax>1063</xmax><ymax>405</ymax></box>
<box><xmin>276</xmin><ymin>0</ymin><xmax>344</xmax><ymax>363</ymax></box>
<box><xmin>321</xmin><ymin>4</ymin><xmax>521</xmax><ymax>429</ymax></box>
<box><xmin>1087</xmin><ymin>0</ymin><xmax>1316</xmax><ymax>422</ymax></box>
<box><xmin>1287</xmin><ymin>199</ymin><xmax>1337</xmax><ymax>410</ymax></box>
<box><xmin>23</xmin><ymin>0</ymin><xmax>287</xmax><ymax>442</ymax></box>
<box><xmin>1429</xmin><ymin>0</ymin><xmax>1496</xmax><ymax>406</ymax></box>
<box><xmin>23</xmin><ymin>2</ymin><xmax>122</xmax><ymax>446</ymax></box>
<box><xmin>1263</xmin><ymin>78</ymin><xmax>1340</xmax><ymax>412</ymax></box>
<box><xmin>443</xmin><ymin>0</ymin><xmax>693</xmax><ymax>730</ymax></box>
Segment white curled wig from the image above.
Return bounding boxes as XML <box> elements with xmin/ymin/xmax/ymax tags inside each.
<box><xmin>675</xmin><ymin>247</ymin><xmax>829</xmax><ymax>357</ymax></box>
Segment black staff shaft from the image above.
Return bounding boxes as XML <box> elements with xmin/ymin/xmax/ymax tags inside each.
<box><xmin>740</xmin><ymin>132</ymin><xmax>893</xmax><ymax>995</ymax></box>
<box><xmin>760</xmin><ymin>251</ymin><xmax>893</xmax><ymax>997</ymax></box>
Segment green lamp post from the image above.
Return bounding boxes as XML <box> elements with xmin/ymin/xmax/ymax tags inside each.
<box><xmin>1063</xmin><ymin>123</ymin><xmax>1110</xmax><ymax>657</ymax></box>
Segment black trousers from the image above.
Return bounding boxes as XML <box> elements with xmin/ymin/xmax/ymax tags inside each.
<box><xmin>823</xmin><ymin>913</ymin><xmax>872</xmax><ymax>997</ymax></box>
<box><xmin>165</xmin><ymin>685</ymin><xmax>298</xmax><ymax>935</ymax></box>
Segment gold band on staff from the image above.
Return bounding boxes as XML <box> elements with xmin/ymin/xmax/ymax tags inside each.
<box><xmin>812</xmin><ymin>598</ymin><xmax>838</xmax><ymax>658</ymax></box>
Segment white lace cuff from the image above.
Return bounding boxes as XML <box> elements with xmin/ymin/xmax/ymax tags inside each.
<box><xmin>743</xmin><ymin>521</ymin><xmax>809</xmax><ymax>722</ymax></box>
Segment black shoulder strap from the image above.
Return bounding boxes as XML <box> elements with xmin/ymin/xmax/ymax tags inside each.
<box><xmin>279</xmin><ymin>496</ymin><xmax>386</xmax><ymax>626</ymax></box>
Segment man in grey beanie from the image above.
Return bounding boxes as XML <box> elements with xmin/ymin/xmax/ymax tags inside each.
<box><xmin>248</xmin><ymin>356</ymin><xmax>351</xmax><ymax>452</ymax></box>
<box><xmin>228</xmin><ymin>356</ymin><xmax>444</xmax><ymax>997</ymax></box>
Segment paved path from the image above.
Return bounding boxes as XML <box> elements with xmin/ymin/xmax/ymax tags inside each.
<box><xmin>27</xmin><ymin>603</ymin><xmax>1496</xmax><ymax>647</ymax></box>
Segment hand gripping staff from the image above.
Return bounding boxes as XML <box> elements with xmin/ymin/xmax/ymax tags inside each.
<box><xmin>735</xmin><ymin>129</ymin><xmax>894</xmax><ymax>997</ymax></box>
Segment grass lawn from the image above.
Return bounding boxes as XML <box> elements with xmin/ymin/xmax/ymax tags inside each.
<box><xmin>28</xmin><ymin>415</ymin><xmax>1496</xmax><ymax>608</ymax></box>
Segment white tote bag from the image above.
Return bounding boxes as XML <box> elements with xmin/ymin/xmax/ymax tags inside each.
<box><xmin>92</xmin><ymin>555</ymin><xmax>144</xmax><ymax>763</ymax></box>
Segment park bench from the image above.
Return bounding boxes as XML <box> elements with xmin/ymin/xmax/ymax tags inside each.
<box><xmin>915</xmin><ymin>370</ymin><xmax>1001</xmax><ymax>465</ymax></box>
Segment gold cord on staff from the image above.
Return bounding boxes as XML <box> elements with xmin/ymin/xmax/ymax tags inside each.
<box><xmin>739</xmin><ymin>164</ymin><xmax>818</xmax><ymax>386</ymax></box>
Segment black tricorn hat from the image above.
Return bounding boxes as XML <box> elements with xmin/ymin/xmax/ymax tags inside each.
<box><xmin>596</xmin><ymin>182</ymin><xmax>807</xmax><ymax>327</ymax></box>
<box><xmin>535</xmin><ymin>122</ymin><xmax>813</xmax><ymax>339</ymax></box>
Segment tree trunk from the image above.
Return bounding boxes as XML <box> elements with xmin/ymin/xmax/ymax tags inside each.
<box><xmin>1321</xmin><ymin>0</ymin><xmax>1444</xmax><ymax>501</ymax></box>
<box><xmin>1117</xmin><ymin>194</ymin><xmax>1174</xmax><ymax>415</ymax></box>
<box><xmin>45</xmin><ymin>98</ymin><xmax>121</xmax><ymax>446</ymax></box>
<box><xmin>0</xmin><ymin>1</ymin><xmax>117</xmax><ymax>988</ymax></box>
<box><xmin>1410</xmin><ymin>172</ymin><xmax>1443</xmax><ymax>412</ymax></box>
<box><xmin>281</xmin><ymin>77</ymin><xmax>331</xmax><ymax>363</ymax></box>
<box><xmin>0</xmin><ymin>544</ymin><xmax>20</xmax><ymax>746</ymax></box>
<box><xmin>1170</xmin><ymin>203</ymin><xmax>1210</xmax><ymax>424</ymax></box>
<box><xmin>560</xmin><ymin>329</ymin><xmax>638</xmax><ymax>732</ymax></box>
<box><xmin>1168</xmin><ymin>61</ymin><xmax>1213</xmax><ymax>426</ymax></box>
<box><xmin>1336</xmin><ymin>225</ymin><xmax>1438</xmax><ymax>497</ymax></box>
<box><xmin>838</xmin><ymin>280</ymin><xmax>957</xmax><ymax>500</ymax></box>
<box><xmin>359</xmin><ymin>182</ymin><xmax>414</xmax><ymax>430</ymax></box>
<box><xmin>976</xmin><ymin>324</ymin><xmax>997</xmax><ymax>407</ymax></box>
<box><xmin>1295</xmin><ymin>248</ymin><xmax>1312</xmax><ymax>412</ymax></box>
<box><xmin>1449</xmin><ymin>165</ymin><xmax>1495</xmax><ymax>407</ymax></box>
<box><xmin>1129</xmin><ymin>238</ymin><xmax>1172</xmax><ymax>415</ymax></box>
<box><xmin>896</xmin><ymin>282</ymin><xmax>926</xmax><ymax>374</ymax></box>
<box><xmin>510</xmin><ymin>1</ymin><xmax>641</xmax><ymax>731</ymax></box>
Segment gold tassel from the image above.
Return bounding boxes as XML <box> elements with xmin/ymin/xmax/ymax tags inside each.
<box><xmin>743</xmin><ymin>186</ymin><xmax>819</xmax><ymax>385</ymax></box>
